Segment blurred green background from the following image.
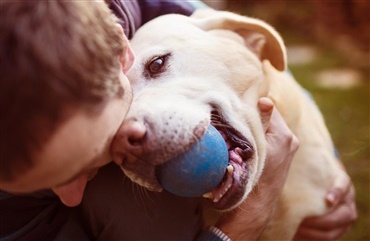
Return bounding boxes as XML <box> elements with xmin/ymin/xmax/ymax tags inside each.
<box><xmin>203</xmin><ymin>1</ymin><xmax>369</xmax><ymax>240</ymax></box>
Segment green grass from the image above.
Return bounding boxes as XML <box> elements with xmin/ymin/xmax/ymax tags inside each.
<box><xmin>288</xmin><ymin>43</ymin><xmax>369</xmax><ymax>241</ymax></box>
<box><xmin>270</xmin><ymin>17</ymin><xmax>370</xmax><ymax>240</ymax></box>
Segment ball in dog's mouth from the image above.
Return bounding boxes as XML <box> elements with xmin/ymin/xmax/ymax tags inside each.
<box><xmin>155</xmin><ymin>110</ymin><xmax>254</xmax><ymax>210</ymax></box>
<box><xmin>204</xmin><ymin>111</ymin><xmax>254</xmax><ymax>210</ymax></box>
<box><xmin>157</xmin><ymin>125</ymin><xmax>229</xmax><ymax>197</ymax></box>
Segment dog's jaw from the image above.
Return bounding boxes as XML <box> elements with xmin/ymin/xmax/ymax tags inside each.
<box><xmin>114</xmin><ymin>99</ymin><xmax>262</xmax><ymax>210</ymax></box>
<box><xmin>201</xmin><ymin>112</ymin><xmax>257</xmax><ymax>210</ymax></box>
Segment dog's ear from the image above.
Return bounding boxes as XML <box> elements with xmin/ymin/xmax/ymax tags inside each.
<box><xmin>191</xmin><ymin>9</ymin><xmax>287</xmax><ymax>71</ymax></box>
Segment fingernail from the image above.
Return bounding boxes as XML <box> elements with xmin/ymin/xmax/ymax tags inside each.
<box><xmin>258</xmin><ymin>98</ymin><xmax>273</xmax><ymax>112</ymax></box>
<box><xmin>326</xmin><ymin>192</ymin><xmax>338</xmax><ymax>206</ymax></box>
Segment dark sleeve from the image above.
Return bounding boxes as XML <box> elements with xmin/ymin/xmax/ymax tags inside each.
<box><xmin>137</xmin><ymin>0</ymin><xmax>196</xmax><ymax>24</ymax></box>
<box><xmin>108</xmin><ymin>0</ymin><xmax>206</xmax><ymax>39</ymax></box>
<box><xmin>0</xmin><ymin>191</ymin><xmax>71</xmax><ymax>241</ymax></box>
<box><xmin>195</xmin><ymin>227</ymin><xmax>231</xmax><ymax>241</ymax></box>
<box><xmin>108</xmin><ymin>0</ymin><xmax>142</xmax><ymax>39</ymax></box>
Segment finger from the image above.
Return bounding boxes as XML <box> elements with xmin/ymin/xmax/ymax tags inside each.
<box><xmin>299</xmin><ymin>198</ymin><xmax>357</xmax><ymax>229</ymax></box>
<box><xmin>265</xmin><ymin>106</ymin><xmax>299</xmax><ymax>153</ymax></box>
<box><xmin>258</xmin><ymin>97</ymin><xmax>274</xmax><ymax>132</ymax></box>
<box><xmin>265</xmin><ymin>103</ymin><xmax>291</xmax><ymax>136</ymax></box>
<box><xmin>293</xmin><ymin>225</ymin><xmax>350</xmax><ymax>241</ymax></box>
<box><xmin>326</xmin><ymin>169</ymin><xmax>351</xmax><ymax>206</ymax></box>
<box><xmin>258</xmin><ymin>97</ymin><xmax>299</xmax><ymax>152</ymax></box>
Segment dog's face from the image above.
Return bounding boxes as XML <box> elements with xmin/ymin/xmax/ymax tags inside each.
<box><xmin>112</xmin><ymin>10</ymin><xmax>286</xmax><ymax>210</ymax></box>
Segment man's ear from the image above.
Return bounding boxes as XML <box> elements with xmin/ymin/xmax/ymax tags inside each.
<box><xmin>115</xmin><ymin>23</ymin><xmax>135</xmax><ymax>73</ymax></box>
<box><xmin>191</xmin><ymin>9</ymin><xmax>287</xmax><ymax>71</ymax></box>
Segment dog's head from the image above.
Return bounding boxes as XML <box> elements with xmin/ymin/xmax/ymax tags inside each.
<box><xmin>112</xmin><ymin>9</ymin><xmax>287</xmax><ymax>211</ymax></box>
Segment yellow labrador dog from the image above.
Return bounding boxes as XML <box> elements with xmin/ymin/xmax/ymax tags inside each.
<box><xmin>112</xmin><ymin>9</ymin><xmax>342</xmax><ymax>240</ymax></box>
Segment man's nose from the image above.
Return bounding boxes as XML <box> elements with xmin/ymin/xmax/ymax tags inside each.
<box><xmin>52</xmin><ymin>173</ymin><xmax>89</xmax><ymax>207</ymax></box>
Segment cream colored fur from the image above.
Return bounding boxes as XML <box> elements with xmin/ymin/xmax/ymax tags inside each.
<box><xmin>122</xmin><ymin>9</ymin><xmax>342</xmax><ymax>240</ymax></box>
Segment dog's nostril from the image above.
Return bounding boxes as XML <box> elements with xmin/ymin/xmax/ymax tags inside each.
<box><xmin>124</xmin><ymin>120</ymin><xmax>147</xmax><ymax>147</ymax></box>
<box><xmin>128</xmin><ymin>136</ymin><xmax>144</xmax><ymax>146</ymax></box>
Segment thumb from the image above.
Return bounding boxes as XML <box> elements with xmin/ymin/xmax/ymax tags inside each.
<box><xmin>258</xmin><ymin>97</ymin><xmax>274</xmax><ymax>132</ymax></box>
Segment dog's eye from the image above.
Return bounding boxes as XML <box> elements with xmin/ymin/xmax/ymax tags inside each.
<box><xmin>145</xmin><ymin>54</ymin><xmax>171</xmax><ymax>78</ymax></box>
<box><xmin>148</xmin><ymin>57</ymin><xmax>165</xmax><ymax>74</ymax></box>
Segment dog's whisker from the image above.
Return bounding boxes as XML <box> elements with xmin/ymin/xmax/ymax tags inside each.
<box><xmin>212</xmin><ymin>123</ymin><xmax>233</xmax><ymax>129</ymax></box>
<box><xmin>131</xmin><ymin>180</ymin><xmax>153</xmax><ymax>210</ymax></box>
<box><xmin>139</xmin><ymin>185</ymin><xmax>153</xmax><ymax>206</ymax></box>
<box><xmin>141</xmin><ymin>185</ymin><xmax>153</xmax><ymax>203</ymax></box>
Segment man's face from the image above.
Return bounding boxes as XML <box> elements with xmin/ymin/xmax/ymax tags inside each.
<box><xmin>0</xmin><ymin>37</ymin><xmax>135</xmax><ymax>207</ymax></box>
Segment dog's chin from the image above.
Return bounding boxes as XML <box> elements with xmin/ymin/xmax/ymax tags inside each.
<box><xmin>200</xmin><ymin>111</ymin><xmax>255</xmax><ymax>210</ymax></box>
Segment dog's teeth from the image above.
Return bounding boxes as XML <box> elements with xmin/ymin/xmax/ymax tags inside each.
<box><xmin>227</xmin><ymin>164</ymin><xmax>234</xmax><ymax>174</ymax></box>
<box><xmin>203</xmin><ymin>192</ymin><xmax>214</xmax><ymax>199</ymax></box>
<box><xmin>213</xmin><ymin>195</ymin><xmax>222</xmax><ymax>203</ymax></box>
<box><xmin>207</xmin><ymin>166</ymin><xmax>234</xmax><ymax>203</ymax></box>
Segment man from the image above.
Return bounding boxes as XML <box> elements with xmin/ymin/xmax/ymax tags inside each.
<box><xmin>0</xmin><ymin>1</ymin><xmax>356</xmax><ymax>240</ymax></box>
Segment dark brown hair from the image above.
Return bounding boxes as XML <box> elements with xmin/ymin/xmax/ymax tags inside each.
<box><xmin>0</xmin><ymin>0</ymin><xmax>126</xmax><ymax>181</ymax></box>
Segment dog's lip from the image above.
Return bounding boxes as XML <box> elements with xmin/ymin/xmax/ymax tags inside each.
<box><xmin>205</xmin><ymin>111</ymin><xmax>254</xmax><ymax>209</ymax></box>
<box><xmin>210</xmin><ymin>159</ymin><xmax>250</xmax><ymax>209</ymax></box>
<box><xmin>211</xmin><ymin>111</ymin><xmax>254</xmax><ymax>161</ymax></box>
<box><xmin>210</xmin><ymin>111</ymin><xmax>254</xmax><ymax>164</ymax></box>
<box><xmin>205</xmin><ymin>146</ymin><xmax>251</xmax><ymax>210</ymax></box>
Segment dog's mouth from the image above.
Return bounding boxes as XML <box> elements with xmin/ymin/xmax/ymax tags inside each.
<box><xmin>203</xmin><ymin>110</ymin><xmax>254</xmax><ymax>210</ymax></box>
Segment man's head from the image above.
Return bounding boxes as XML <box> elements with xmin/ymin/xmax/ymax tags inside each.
<box><xmin>0</xmin><ymin>0</ymin><xmax>134</xmax><ymax>204</ymax></box>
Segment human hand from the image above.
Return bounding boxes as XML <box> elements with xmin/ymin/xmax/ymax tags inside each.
<box><xmin>293</xmin><ymin>168</ymin><xmax>357</xmax><ymax>241</ymax></box>
<box><xmin>215</xmin><ymin>97</ymin><xmax>299</xmax><ymax>240</ymax></box>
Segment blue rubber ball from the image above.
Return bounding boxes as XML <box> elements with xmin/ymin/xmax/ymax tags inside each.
<box><xmin>157</xmin><ymin>125</ymin><xmax>229</xmax><ymax>197</ymax></box>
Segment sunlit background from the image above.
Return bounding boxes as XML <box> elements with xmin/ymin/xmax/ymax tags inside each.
<box><xmin>202</xmin><ymin>1</ymin><xmax>369</xmax><ymax>240</ymax></box>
